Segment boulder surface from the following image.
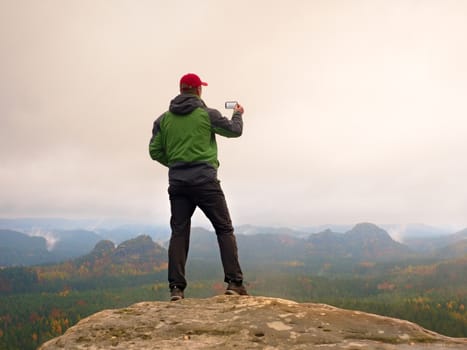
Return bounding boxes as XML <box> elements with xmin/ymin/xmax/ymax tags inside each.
<box><xmin>39</xmin><ymin>295</ymin><xmax>467</xmax><ymax>349</ymax></box>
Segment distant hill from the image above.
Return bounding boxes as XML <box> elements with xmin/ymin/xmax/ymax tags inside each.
<box><xmin>40</xmin><ymin>235</ymin><xmax>168</xmax><ymax>278</ymax></box>
<box><xmin>187</xmin><ymin>223</ymin><xmax>413</xmax><ymax>266</ymax></box>
<box><xmin>0</xmin><ymin>229</ymin><xmax>102</xmax><ymax>266</ymax></box>
<box><xmin>304</xmin><ymin>222</ymin><xmax>412</xmax><ymax>262</ymax></box>
<box><xmin>0</xmin><ymin>225</ymin><xmax>169</xmax><ymax>266</ymax></box>
<box><xmin>339</xmin><ymin>222</ymin><xmax>412</xmax><ymax>260</ymax></box>
<box><xmin>0</xmin><ymin>229</ymin><xmax>53</xmax><ymax>266</ymax></box>
<box><xmin>433</xmin><ymin>238</ymin><xmax>467</xmax><ymax>259</ymax></box>
<box><xmin>51</xmin><ymin>230</ymin><xmax>102</xmax><ymax>259</ymax></box>
<box><xmin>184</xmin><ymin>227</ymin><xmax>306</xmax><ymax>261</ymax></box>
<box><xmin>0</xmin><ymin>235</ymin><xmax>168</xmax><ymax>295</ymax></box>
<box><xmin>403</xmin><ymin>227</ymin><xmax>467</xmax><ymax>254</ymax></box>
<box><xmin>383</xmin><ymin>223</ymin><xmax>452</xmax><ymax>241</ymax></box>
<box><xmin>0</xmin><ymin>229</ymin><xmax>47</xmax><ymax>250</ymax></box>
<box><xmin>111</xmin><ymin>235</ymin><xmax>166</xmax><ymax>266</ymax></box>
<box><xmin>2</xmin><ymin>221</ymin><xmax>464</xmax><ymax>268</ymax></box>
<box><xmin>0</xmin><ymin>217</ymin><xmax>170</xmax><ymax>243</ymax></box>
<box><xmin>447</xmin><ymin>228</ymin><xmax>467</xmax><ymax>249</ymax></box>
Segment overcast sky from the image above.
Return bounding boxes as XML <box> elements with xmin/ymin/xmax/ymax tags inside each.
<box><xmin>1</xmin><ymin>0</ymin><xmax>467</xmax><ymax>229</ymax></box>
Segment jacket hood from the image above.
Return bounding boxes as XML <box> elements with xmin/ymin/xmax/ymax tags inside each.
<box><xmin>169</xmin><ymin>94</ymin><xmax>205</xmax><ymax>115</ymax></box>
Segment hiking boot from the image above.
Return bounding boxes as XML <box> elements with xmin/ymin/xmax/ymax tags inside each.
<box><xmin>225</xmin><ymin>281</ymin><xmax>248</xmax><ymax>295</ymax></box>
<box><xmin>170</xmin><ymin>286</ymin><xmax>184</xmax><ymax>301</ymax></box>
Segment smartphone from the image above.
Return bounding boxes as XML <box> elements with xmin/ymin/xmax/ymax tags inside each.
<box><xmin>225</xmin><ymin>101</ymin><xmax>238</xmax><ymax>109</ymax></box>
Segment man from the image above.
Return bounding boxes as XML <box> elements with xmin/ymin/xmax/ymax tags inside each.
<box><xmin>149</xmin><ymin>73</ymin><xmax>248</xmax><ymax>301</ymax></box>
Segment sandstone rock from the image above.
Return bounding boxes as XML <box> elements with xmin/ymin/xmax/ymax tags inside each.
<box><xmin>38</xmin><ymin>296</ymin><xmax>467</xmax><ymax>349</ymax></box>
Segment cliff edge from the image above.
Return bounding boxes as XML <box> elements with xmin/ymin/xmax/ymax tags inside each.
<box><xmin>39</xmin><ymin>295</ymin><xmax>466</xmax><ymax>349</ymax></box>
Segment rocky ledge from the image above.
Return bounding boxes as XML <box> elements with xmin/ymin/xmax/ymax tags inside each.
<box><xmin>39</xmin><ymin>296</ymin><xmax>466</xmax><ymax>349</ymax></box>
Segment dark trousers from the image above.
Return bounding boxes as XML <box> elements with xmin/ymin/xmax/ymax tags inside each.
<box><xmin>168</xmin><ymin>180</ymin><xmax>244</xmax><ymax>290</ymax></box>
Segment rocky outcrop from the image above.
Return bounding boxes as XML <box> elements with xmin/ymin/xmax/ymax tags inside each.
<box><xmin>39</xmin><ymin>296</ymin><xmax>466</xmax><ymax>349</ymax></box>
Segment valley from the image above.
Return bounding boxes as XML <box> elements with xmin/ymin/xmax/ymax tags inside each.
<box><xmin>0</xmin><ymin>221</ymin><xmax>466</xmax><ymax>349</ymax></box>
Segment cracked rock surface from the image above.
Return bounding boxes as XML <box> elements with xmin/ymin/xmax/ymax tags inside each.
<box><xmin>38</xmin><ymin>296</ymin><xmax>467</xmax><ymax>349</ymax></box>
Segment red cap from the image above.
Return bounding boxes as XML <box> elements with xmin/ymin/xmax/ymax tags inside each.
<box><xmin>179</xmin><ymin>73</ymin><xmax>208</xmax><ymax>88</ymax></box>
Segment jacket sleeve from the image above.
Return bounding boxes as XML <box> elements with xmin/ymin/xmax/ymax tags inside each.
<box><xmin>207</xmin><ymin>108</ymin><xmax>243</xmax><ymax>138</ymax></box>
<box><xmin>149</xmin><ymin>114</ymin><xmax>169</xmax><ymax>167</ymax></box>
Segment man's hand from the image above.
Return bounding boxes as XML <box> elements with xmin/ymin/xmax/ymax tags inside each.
<box><xmin>234</xmin><ymin>103</ymin><xmax>244</xmax><ymax>115</ymax></box>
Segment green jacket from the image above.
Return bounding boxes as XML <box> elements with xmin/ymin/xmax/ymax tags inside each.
<box><xmin>149</xmin><ymin>94</ymin><xmax>243</xmax><ymax>184</ymax></box>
